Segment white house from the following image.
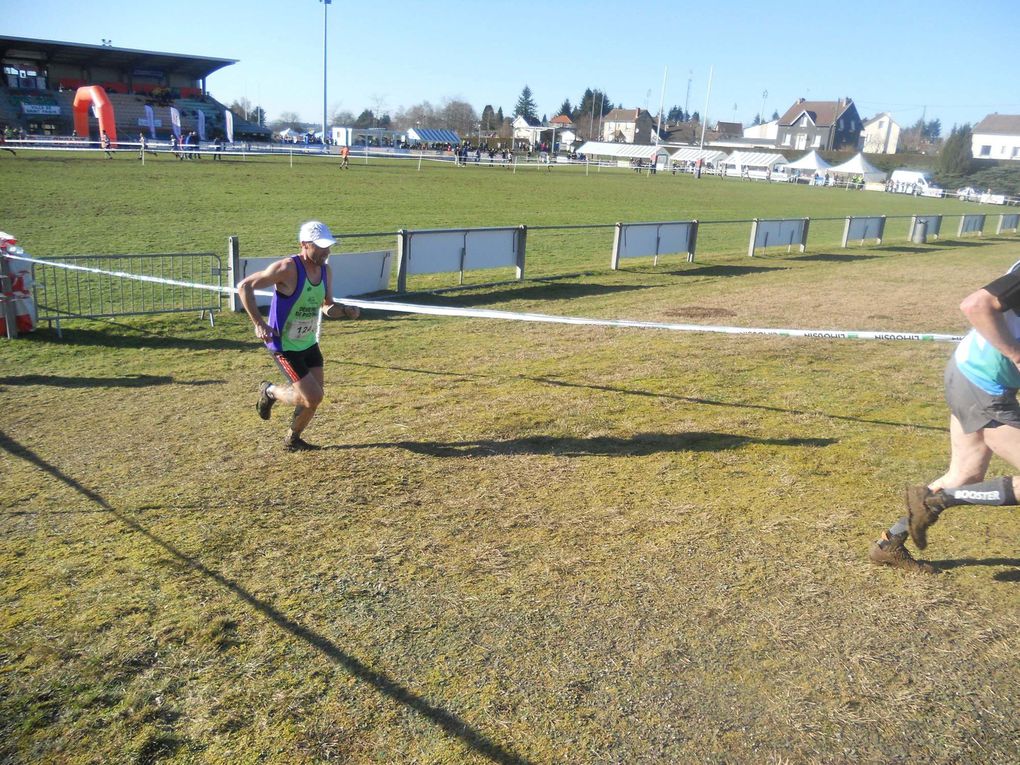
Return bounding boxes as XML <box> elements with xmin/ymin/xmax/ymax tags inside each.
<box><xmin>972</xmin><ymin>114</ymin><xmax>1020</xmax><ymax>161</ymax></box>
<box><xmin>601</xmin><ymin>108</ymin><xmax>657</xmax><ymax>145</ymax></box>
<box><xmin>743</xmin><ymin>119</ymin><xmax>779</xmax><ymax>142</ymax></box>
<box><xmin>511</xmin><ymin>114</ymin><xmax>543</xmax><ymax>147</ymax></box>
<box><xmin>859</xmin><ymin>113</ymin><xmax>900</xmax><ymax>154</ymax></box>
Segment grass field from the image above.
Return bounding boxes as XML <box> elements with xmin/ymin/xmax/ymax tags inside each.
<box><xmin>1</xmin><ymin>152</ymin><xmax>1019</xmax><ymax>763</ymax></box>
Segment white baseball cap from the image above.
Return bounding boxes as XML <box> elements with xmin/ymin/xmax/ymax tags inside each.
<box><xmin>298</xmin><ymin>220</ymin><xmax>336</xmax><ymax>247</ymax></box>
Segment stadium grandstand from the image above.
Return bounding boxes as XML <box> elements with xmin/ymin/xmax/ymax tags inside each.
<box><xmin>0</xmin><ymin>35</ymin><xmax>270</xmax><ymax>141</ymax></box>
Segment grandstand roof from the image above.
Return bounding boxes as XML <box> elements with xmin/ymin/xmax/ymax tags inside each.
<box><xmin>0</xmin><ymin>35</ymin><xmax>237</xmax><ymax>80</ymax></box>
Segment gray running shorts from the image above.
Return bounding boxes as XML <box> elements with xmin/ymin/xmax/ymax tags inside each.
<box><xmin>944</xmin><ymin>358</ymin><xmax>1020</xmax><ymax>433</ymax></box>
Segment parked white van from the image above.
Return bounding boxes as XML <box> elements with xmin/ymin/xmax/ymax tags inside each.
<box><xmin>888</xmin><ymin>170</ymin><xmax>942</xmax><ymax>197</ymax></box>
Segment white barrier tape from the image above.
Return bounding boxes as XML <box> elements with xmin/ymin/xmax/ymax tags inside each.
<box><xmin>4</xmin><ymin>252</ymin><xmax>272</xmax><ymax>299</ymax></box>
<box><xmin>338</xmin><ymin>297</ymin><xmax>964</xmax><ymax>343</ymax></box>
<box><xmin>3</xmin><ymin>252</ymin><xmax>964</xmax><ymax>343</ymax></box>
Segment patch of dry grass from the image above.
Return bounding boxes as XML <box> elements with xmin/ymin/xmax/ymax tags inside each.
<box><xmin>1</xmin><ymin>159</ymin><xmax>1019</xmax><ymax>763</ymax></box>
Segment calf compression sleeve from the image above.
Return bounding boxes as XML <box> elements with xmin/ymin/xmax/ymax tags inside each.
<box><xmin>942</xmin><ymin>477</ymin><xmax>1017</xmax><ymax>507</ymax></box>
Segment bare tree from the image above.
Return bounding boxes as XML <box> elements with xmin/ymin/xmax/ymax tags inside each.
<box><xmin>369</xmin><ymin>94</ymin><xmax>389</xmax><ymax>127</ymax></box>
<box><xmin>393</xmin><ymin>101</ymin><xmax>438</xmax><ymax>130</ymax></box>
<box><xmin>228</xmin><ymin>97</ymin><xmax>253</xmax><ymax>120</ymax></box>
<box><xmin>330</xmin><ymin>106</ymin><xmax>355</xmax><ymax>127</ymax></box>
<box><xmin>440</xmin><ymin>99</ymin><xmax>479</xmax><ymax>136</ymax></box>
<box><xmin>269</xmin><ymin>111</ymin><xmax>306</xmax><ymax>132</ymax></box>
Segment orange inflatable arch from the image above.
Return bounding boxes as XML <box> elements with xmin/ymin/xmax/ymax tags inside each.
<box><xmin>72</xmin><ymin>86</ymin><xmax>117</xmax><ymax>144</ymax></box>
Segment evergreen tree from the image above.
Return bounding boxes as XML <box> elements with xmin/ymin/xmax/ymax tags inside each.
<box><xmin>771</xmin><ymin>110</ymin><xmax>780</xmax><ymax>121</ymax></box>
<box><xmin>354</xmin><ymin>109</ymin><xmax>375</xmax><ymax>128</ymax></box>
<box><xmin>496</xmin><ymin>106</ymin><xmax>504</xmax><ymax>125</ymax></box>
<box><xmin>937</xmin><ymin>124</ymin><xmax>973</xmax><ymax>180</ymax></box>
<box><xmin>481</xmin><ymin>105</ymin><xmax>496</xmax><ymax>130</ymax></box>
<box><xmin>514</xmin><ymin>85</ymin><xmax>538</xmax><ymax>122</ymax></box>
<box><xmin>575</xmin><ymin>88</ymin><xmax>612</xmax><ymax>120</ymax></box>
<box><xmin>574</xmin><ymin>89</ymin><xmax>593</xmax><ymax>121</ymax></box>
<box><xmin>558</xmin><ymin>99</ymin><xmax>572</xmax><ymax>119</ymax></box>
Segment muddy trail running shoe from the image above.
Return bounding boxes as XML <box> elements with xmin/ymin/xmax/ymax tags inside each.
<box><xmin>869</xmin><ymin>531</ymin><xmax>938</xmax><ymax>575</ymax></box>
<box><xmin>257</xmin><ymin>381</ymin><xmax>275</xmax><ymax>420</ymax></box>
<box><xmin>284</xmin><ymin>434</ymin><xmax>321</xmax><ymax>452</ymax></box>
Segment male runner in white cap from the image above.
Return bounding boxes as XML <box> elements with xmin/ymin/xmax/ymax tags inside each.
<box><xmin>238</xmin><ymin>220</ymin><xmax>360</xmax><ymax>451</ymax></box>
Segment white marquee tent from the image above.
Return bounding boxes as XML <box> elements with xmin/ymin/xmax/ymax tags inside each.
<box><xmin>577</xmin><ymin>141</ymin><xmax>671</xmax><ymax>166</ymax></box>
<box><xmin>828</xmin><ymin>152</ymin><xmax>886</xmax><ymax>182</ymax></box>
<box><xmin>786</xmin><ymin>150</ymin><xmax>831</xmax><ymax>172</ymax></box>
<box><xmin>668</xmin><ymin>147</ymin><xmax>728</xmax><ymax>165</ymax></box>
<box><xmin>722</xmin><ymin>151</ymin><xmax>788</xmax><ymax>171</ymax></box>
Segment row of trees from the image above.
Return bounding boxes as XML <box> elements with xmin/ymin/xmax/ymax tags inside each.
<box><xmin>231</xmin><ymin>83</ymin><xmax>731</xmax><ymax>139</ymax></box>
<box><xmin>231</xmin><ymin>84</ymin><xmax>631</xmax><ymax>140</ymax></box>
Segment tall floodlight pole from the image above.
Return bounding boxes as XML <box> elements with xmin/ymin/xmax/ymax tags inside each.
<box><xmin>321</xmin><ymin>0</ymin><xmax>330</xmax><ymax>145</ymax></box>
<box><xmin>760</xmin><ymin>90</ymin><xmax>768</xmax><ymax>123</ymax></box>
<box><xmin>597</xmin><ymin>91</ymin><xmax>605</xmax><ymax>140</ymax></box>
<box><xmin>699</xmin><ymin>65</ymin><xmax>713</xmax><ymax>149</ymax></box>
<box><xmin>655</xmin><ymin>65</ymin><xmax>667</xmax><ymax>146</ymax></box>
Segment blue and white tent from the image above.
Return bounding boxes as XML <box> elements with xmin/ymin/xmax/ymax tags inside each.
<box><xmin>407</xmin><ymin>128</ymin><xmax>461</xmax><ymax>144</ymax></box>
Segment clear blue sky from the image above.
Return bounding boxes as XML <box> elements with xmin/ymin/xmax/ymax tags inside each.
<box><xmin>6</xmin><ymin>0</ymin><xmax>1018</xmax><ymax>133</ymax></box>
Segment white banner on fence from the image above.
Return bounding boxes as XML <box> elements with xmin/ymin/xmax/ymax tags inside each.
<box><xmin>170</xmin><ymin>107</ymin><xmax>181</xmax><ymax>139</ymax></box>
<box><xmin>749</xmin><ymin>218</ymin><xmax>809</xmax><ymax>256</ymax></box>
<box><xmin>225</xmin><ymin>110</ymin><xmax>234</xmax><ymax>144</ymax></box>
<box><xmin>613</xmin><ymin>221</ymin><xmax>698</xmax><ymax>266</ymax></box>
<box><xmin>144</xmin><ymin>105</ymin><xmax>157</xmax><ymax>138</ymax></box>
<box><xmin>405</xmin><ymin>227</ymin><xmax>518</xmax><ymax>276</ymax></box>
<box><xmin>197</xmin><ymin>110</ymin><xmax>206</xmax><ymax>141</ymax></box>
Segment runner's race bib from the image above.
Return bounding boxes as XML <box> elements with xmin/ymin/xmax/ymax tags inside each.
<box><xmin>287</xmin><ymin>318</ymin><xmax>316</xmax><ymax>340</ymax></box>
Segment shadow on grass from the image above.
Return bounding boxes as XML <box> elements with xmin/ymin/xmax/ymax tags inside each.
<box><xmin>15</xmin><ymin>325</ymin><xmax>252</xmax><ymax>351</ymax></box>
<box><xmin>338</xmin><ymin>431</ymin><xmax>835</xmax><ymax>457</ymax></box>
<box><xmin>789</xmin><ymin>252</ymin><xmax>882</xmax><ymax>262</ymax></box>
<box><xmin>929</xmin><ymin>239</ymin><xmax>994</xmax><ymax>248</ymax></box>
<box><xmin>0</xmin><ymin>374</ymin><xmax>223</xmax><ymax>388</ymax></box>
<box><xmin>661</xmin><ymin>264</ymin><xmax>784</xmax><ymax>278</ymax></box>
<box><xmin>929</xmin><ymin>557</ymin><xmax>1020</xmax><ymax>576</ymax></box>
<box><xmin>346</xmin><ymin>363</ymin><xmax>946</xmax><ymax>433</ymax></box>
<box><xmin>880</xmin><ymin>246</ymin><xmax>928</xmax><ymax>254</ymax></box>
<box><xmin>407</xmin><ymin>282</ymin><xmax>653</xmax><ymax>307</ymax></box>
<box><xmin>0</xmin><ymin>429</ymin><xmax>532</xmax><ymax>765</ymax></box>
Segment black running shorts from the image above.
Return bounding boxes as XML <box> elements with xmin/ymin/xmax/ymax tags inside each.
<box><xmin>269</xmin><ymin>344</ymin><xmax>324</xmax><ymax>383</ymax></box>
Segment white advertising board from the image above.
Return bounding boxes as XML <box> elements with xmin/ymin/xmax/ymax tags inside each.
<box><xmin>404</xmin><ymin>227</ymin><xmax>518</xmax><ymax>276</ymax></box>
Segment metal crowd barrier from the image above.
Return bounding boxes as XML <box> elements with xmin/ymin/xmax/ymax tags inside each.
<box><xmin>31</xmin><ymin>251</ymin><xmax>224</xmax><ymax>336</ymax></box>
